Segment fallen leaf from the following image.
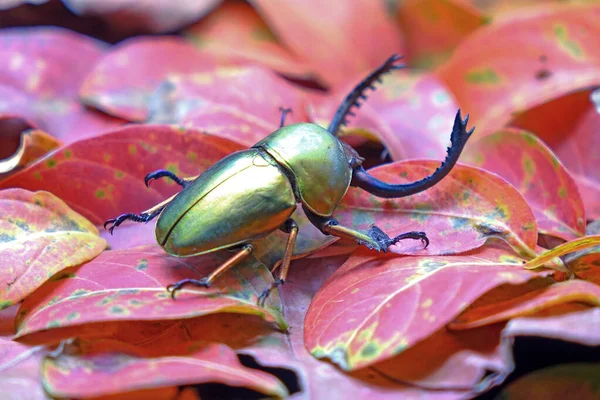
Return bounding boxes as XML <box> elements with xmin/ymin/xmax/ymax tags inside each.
<box><xmin>15</xmin><ymin>245</ymin><xmax>286</xmax><ymax>338</ymax></box>
<box><xmin>336</xmin><ymin>160</ymin><xmax>538</xmax><ymax>257</ymax></box>
<box><xmin>41</xmin><ymin>338</ymin><xmax>288</xmax><ymax>399</ymax></box>
<box><xmin>462</xmin><ymin>129</ymin><xmax>585</xmax><ymax>240</ymax></box>
<box><xmin>451</xmin><ymin>279</ymin><xmax>600</xmax><ymax>329</ymax></box>
<box><xmin>184</xmin><ymin>1</ymin><xmax>311</xmax><ymax>78</ymax></box>
<box><xmin>304</xmin><ymin>245</ymin><xmax>545</xmax><ymax>370</ymax></box>
<box><xmin>0</xmin><ymin>125</ymin><xmax>244</xmax><ymax>225</ymax></box>
<box><xmin>80</xmin><ymin>37</ymin><xmax>217</xmax><ymax>121</ymax></box>
<box><xmin>396</xmin><ymin>0</ymin><xmax>486</xmax><ymax>69</ymax></box>
<box><xmin>437</xmin><ymin>4</ymin><xmax>600</xmax><ymax>137</ymax></box>
<box><xmin>250</xmin><ymin>0</ymin><xmax>405</xmax><ymax>87</ymax></box>
<box><xmin>0</xmin><ymin>129</ymin><xmax>60</xmax><ymax>175</ymax></box>
<box><xmin>0</xmin><ymin>338</ymin><xmax>49</xmax><ymax>400</ymax></box>
<box><xmin>524</xmin><ymin>235</ymin><xmax>600</xmax><ymax>270</ymax></box>
<box><xmin>0</xmin><ymin>188</ymin><xmax>106</xmax><ymax>309</ymax></box>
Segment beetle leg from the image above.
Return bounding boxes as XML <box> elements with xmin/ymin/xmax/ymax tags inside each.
<box><xmin>144</xmin><ymin>170</ymin><xmax>198</xmax><ymax>188</ymax></box>
<box><xmin>304</xmin><ymin>207</ymin><xmax>428</xmax><ymax>252</ymax></box>
<box><xmin>167</xmin><ymin>244</ymin><xmax>253</xmax><ymax>299</ymax></box>
<box><xmin>104</xmin><ymin>193</ymin><xmax>177</xmax><ymax>234</ymax></box>
<box><xmin>278</xmin><ymin>106</ymin><xmax>293</xmax><ymax>128</ymax></box>
<box><xmin>258</xmin><ymin>219</ymin><xmax>298</xmax><ymax>306</ymax></box>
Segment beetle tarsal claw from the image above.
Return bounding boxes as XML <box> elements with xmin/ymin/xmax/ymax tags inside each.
<box><xmin>166</xmin><ymin>277</ymin><xmax>211</xmax><ymax>299</ymax></box>
<box><xmin>257</xmin><ymin>278</ymin><xmax>284</xmax><ymax>307</ymax></box>
<box><xmin>367</xmin><ymin>226</ymin><xmax>429</xmax><ymax>251</ymax></box>
<box><xmin>144</xmin><ymin>169</ymin><xmax>188</xmax><ymax>188</ymax></box>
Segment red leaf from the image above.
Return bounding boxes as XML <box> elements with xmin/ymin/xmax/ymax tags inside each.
<box><xmin>462</xmin><ymin>129</ymin><xmax>585</xmax><ymax>240</ymax></box>
<box><xmin>0</xmin><ymin>125</ymin><xmax>244</xmax><ymax>225</ymax></box>
<box><xmin>149</xmin><ymin>65</ymin><xmax>308</xmax><ymax>145</ymax></box>
<box><xmin>396</xmin><ymin>0</ymin><xmax>486</xmax><ymax>69</ymax></box>
<box><xmin>0</xmin><ymin>28</ymin><xmax>122</xmax><ymax>142</ymax></box>
<box><xmin>80</xmin><ymin>37</ymin><xmax>217</xmax><ymax>121</ymax></box>
<box><xmin>304</xmin><ymin>245</ymin><xmax>545</xmax><ymax>370</ymax></box>
<box><xmin>250</xmin><ymin>0</ymin><xmax>405</xmax><ymax>87</ymax></box>
<box><xmin>15</xmin><ymin>245</ymin><xmax>286</xmax><ymax>338</ymax></box>
<box><xmin>336</xmin><ymin>161</ymin><xmax>538</xmax><ymax>257</ymax></box>
<box><xmin>553</xmin><ymin>107</ymin><xmax>600</xmax><ymax>219</ymax></box>
<box><xmin>184</xmin><ymin>1</ymin><xmax>311</xmax><ymax>78</ymax></box>
<box><xmin>41</xmin><ymin>339</ymin><xmax>288</xmax><ymax>399</ymax></box>
<box><xmin>451</xmin><ymin>279</ymin><xmax>600</xmax><ymax>329</ymax></box>
<box><xmin>437</xmin><ymin>4</ymin><xmax>600</xmax><ymax>137</ymax></box>
<box><xmin>0</xmin><ymin>189</ymin><xmax>106</xmax><ymax>309</ymax></box>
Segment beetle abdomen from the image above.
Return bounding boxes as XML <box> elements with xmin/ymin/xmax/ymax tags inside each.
<box><xmin>156</xmin><ymin>149</ymin><xmax>297</xmax><ymax>257</ymax></box>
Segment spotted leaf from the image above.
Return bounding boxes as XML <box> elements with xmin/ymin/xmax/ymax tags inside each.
<box><xmin>305</xmin><ymin>245</ymin><xmax>547</xmax><ymax>370</ymax></box>
<box><xmin>0</xmin><ymin>189</ymin><xmax>106</xmax><ymax>310</ymax></box>
<box><xmin>462</xmin><ymin>129</ymin><xmax>585</xmax><ymax>240</ymax></box>
<box><xmin>437</xmin><ymin>4</ymin><xmax>600</xmax><ymax>137</ymax></box>
<box><xmin>0</xmin><ymin>125</ymin><xmax>244</xmax><ymax>225</ymax></box>
<box><xmin>15</xmin><ymin>245</ymin><xmax>286</xmax><ymax>338</ymax></box>
<box><xmin>335</xmin><ymin>160</ymin><xmax>538</xmax><ymax>257</ymax></box>
<box><xmin>41</xmin><ymin>338</ymin><xmax>288</xmax><ymax>399</ymax></box>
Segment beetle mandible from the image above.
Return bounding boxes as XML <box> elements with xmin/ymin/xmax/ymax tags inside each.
<box><xmin>104</xmin><ymin>54</ymin><xmax>474</xmax><ymax>304</ymax></box>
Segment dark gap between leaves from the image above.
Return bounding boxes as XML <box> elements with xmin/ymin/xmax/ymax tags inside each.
<box><xmin>475</xmin><ymin>336</ymin><xmax>600</xmax><ymax>399</ymax></box>
<box><xmin>238</xmin><ymin>353</ymin><xmax>302</xmax><ymax>395</ymax></box>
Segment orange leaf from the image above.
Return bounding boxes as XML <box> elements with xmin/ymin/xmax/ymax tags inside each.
<box><xmin>0</xmin><ymin>188</ymin><xmax>106</xmax><ymax>309</ymax></box>
<box><xmin>0</xmin><ymin>129</ymin><xmax>60</xmax><ymax>175</ymax></box>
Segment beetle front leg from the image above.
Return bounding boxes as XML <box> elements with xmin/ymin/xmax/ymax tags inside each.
<box><xmin>104</xmin><ymin>193</ymin><xmax>177</xmax><ymax>234</ymax></box>
<box><xmin>258</xmin><ymin>219</ymin><xmax>298</xmax><ymax>306</ymax></box>
<box><xmin>167</xmin><ymin>244</ymin><xmax>253</xmax><ymax>299</ymax></box>
<box><xmin>304</xmin><ymin>208</ymin><xmax>428</xmax><ymax>252</ymax></box>
<box><xmin>144</xmin><ymin>170</ymin><xmax>198</xmax><ymax>188</ymax></box>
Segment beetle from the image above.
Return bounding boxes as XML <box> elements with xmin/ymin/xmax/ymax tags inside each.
<box><xmin>104</xmin><ymin>54</ymin><xmax>474</xmax><ymax>304</ymax></box>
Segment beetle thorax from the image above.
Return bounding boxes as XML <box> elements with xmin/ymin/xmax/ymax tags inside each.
<box><xmin>253</xmin><ymin>123</ymin><xmax>353</xmax><ymax>217</ymax></box>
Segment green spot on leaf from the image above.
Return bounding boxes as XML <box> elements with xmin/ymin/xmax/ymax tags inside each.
<box><xmin>558</xmin><ymin>186</ymin><xmax>567</xmax><ymax>198</ymax></box>
<box><xmin>360</xmin><ymin>342</ymin><xmax>379</xmax><ymax>358</ymax></box>
<box><xmin>128</xmin><ymin>144</ymin><xmax>137</xmax><ymax>155</ymax></box>
<box><xmin>34</xmin><ymin>171</ymin><xmax>42</xmax><ymax>180</ymax></box>
<box><xmin>110</xmin><ymin>305</ymin><xmax>126</xmax><ymax>314</ymax></box>
<box><xmin>64</xmin><ymin>149</ymin><xmax>72</xmax><ymax>159</ymax></box>
<box><xmin>46</xmin><ymin>158</ymin><xmax>57</xmax><ymax>168</ymax></box>
<box><xmin>66</xmin><ymin>312</ymin><xmax>80</xmax><ymax>321</ymax></box>
<box><xmin>0</xmin><ymin>300</ymin><xmax>13</xmax><ymax>310</ymax></box>
<box><xmin>554</xmin><ymin>24</ymin><xmax>584</xmax><ymax>60</ymax></box>
<box><xmin>114</xmin><ymin>170</ymin><xmax>125</xmax><ymax>179</ymax></box>
<box><xmin>95</xmin><ymin>189</ymin><xmax>106</xmax><ymax>199</ymax></box>
<box><xmin>465</xmin><ymin>68</ymin><xmax>500</xmax><ymax>84</ymax></box>
<box><xmin>47</xmin><ymin>320</ymin><xmax>61</xmax><ymax>328</ymax></box>
<box><xmin>136</xmin><ymin>259</ymin><xmax>148</xmax><ymax>270</ymax></box>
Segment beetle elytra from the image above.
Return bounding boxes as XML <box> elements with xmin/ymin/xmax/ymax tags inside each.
<box><xmin>105</xmin><ymin>54</ymin><xmax>474</xmax><ymax>304</ymax></box>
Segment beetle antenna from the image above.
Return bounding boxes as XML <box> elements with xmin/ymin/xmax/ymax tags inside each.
<box><xmin>328</xmin><ymin>54</ymin><xmax>404</xmax><ymax>136</ymax></box>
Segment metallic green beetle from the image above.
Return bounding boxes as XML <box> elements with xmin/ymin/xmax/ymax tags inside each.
<box><xmin>105</xmin><ymin>54</ymin><xmax>474</xmax><ymax>304</ymax></box>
